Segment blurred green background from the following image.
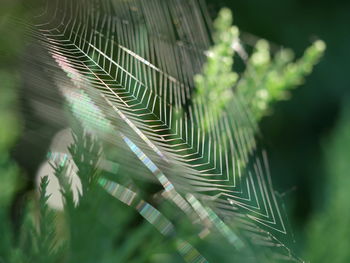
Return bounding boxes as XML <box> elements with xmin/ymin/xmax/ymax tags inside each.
<box><xmin>1</xmin><ymin>0</ymin><xmax>350</xmax><ymax>261</ymax></box>
<box><xmin>205</xmin><ymin>0</ymin><xmax>350</xmax><ymax>260</ymax></box>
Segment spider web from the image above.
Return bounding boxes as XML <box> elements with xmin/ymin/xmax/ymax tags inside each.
<box><xmin>28</xmin><ymin>0</ymin><xmax>302</xmax><ymax>261</ymax></box>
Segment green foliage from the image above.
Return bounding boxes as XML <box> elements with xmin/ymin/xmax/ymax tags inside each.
<box><xmin>238</xmin><ymin>39</ymin><xmax>325</xmax><ymax>119</ymax></box>
<box><xmin>0</xmin><ymin>59</ymin><xmax>21</xmax><ymax>263</ymax></box>
<box><xmin>306</xmin><ymin>101</ymin><xmax>350</xmax><ymax>262</ymax></box>
<box><xmin>0</xmin><ymin>3</ymin><xmax>327</xmax><ymax>263</ymax></box>
<box><xmin>0</xmin><ymin>71</ymin><xmax>20</xmax><ymax>152</ymax></box>
<box><xmin>195</xmin><ymin>8</ymin><xmax>325</xmax><ymax>126</ymax></box>
<box><xmin>18</xmin><ymin>176</ymin><xmax>63</xmax><ymax>263</ymax></box>
<box><xmin>194</xmin><ymin>8</ymin><xmax>239</xmax><ymax>129</ymax></box>
<box><xmin>0</xmin><ymin>70</ymin><xmax>21</xmax><ymax>207</ymax></box>
<box><xmin>49</xmin><ymin>130</ymin><xmax>173</xmax><ymax>263</ymax></box>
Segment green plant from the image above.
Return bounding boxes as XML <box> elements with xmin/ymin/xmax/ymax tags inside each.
<box><xmin>0</xmin><ymin>1</ymin><xmax>325</xmax><ymax>262</ymax></box>
<box><xmin>306</xmin><ymin>101</ymin><xmax>350</xmax><ymax>263</ymax></box>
